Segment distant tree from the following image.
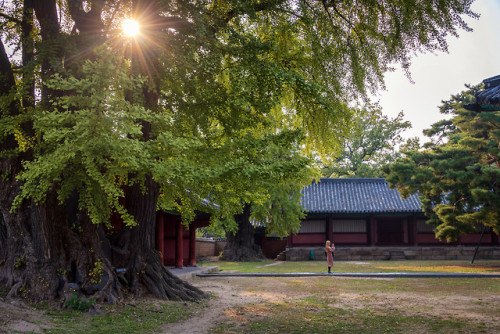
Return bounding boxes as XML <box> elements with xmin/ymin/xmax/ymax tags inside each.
<box><xmin>218</xmin><ymin>130</ymin><xmax>314</xmax><ymax>261</ymax></box>
<box><xmin>321</xmin><ymin>106</ymin><xmax>412</xmax><ymax>178</ymax></box>
<box><xmin>383</xmin><ymin>84</ymin><xmax>500</xmax><ymax>241</ymax></box>
<box><xmin>221</xmin><ymin>169</ymin><xmax>312</xmax><ymax>261</ymax></box>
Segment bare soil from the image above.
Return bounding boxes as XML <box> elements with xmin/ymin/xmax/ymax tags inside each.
<box><xmin>0</xmin><ymin>296</ymin><xmax>54</xmax><ymax>333</ymax></box>
<box><xmin>1</xmin><ymin>274</ymin><xmax>499</xmax><ymax>333</ymax></box>
<box><xmin>162</xmin><ymin>275</ymin><xmax>500</xmax><ymax>333</ymax></box>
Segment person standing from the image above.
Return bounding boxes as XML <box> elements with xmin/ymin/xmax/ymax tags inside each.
<box><xmin>325</xmin><ymin>240</ymin><xmax>335</xmax><ymax>273</ymax></box>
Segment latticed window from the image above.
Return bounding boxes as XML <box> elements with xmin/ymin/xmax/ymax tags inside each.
<box><xmin>299</xmin><ymin>220</ymin><xmax>326</xmax><ymax>233</ymax></box>
<box><xmin>417</xmin><ymin>219</ymin><xmax>434</xmax><ymax>233</ymax></box>
<box><xmin>332</xmin><ymin>219</ymin><xmax>367</xmax><ymax>233</ymax></box>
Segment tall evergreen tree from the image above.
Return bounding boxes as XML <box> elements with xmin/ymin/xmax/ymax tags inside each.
<box><xmin>384</xmin><ymin>82</ymin><xmax>500</xmax><ymax>241</ymax></box>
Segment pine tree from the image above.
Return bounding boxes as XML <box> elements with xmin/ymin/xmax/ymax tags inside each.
<box><xmin>384</xmin><ymin>83</ymin><xmax>500</xmax><ymax>241</ymax></box>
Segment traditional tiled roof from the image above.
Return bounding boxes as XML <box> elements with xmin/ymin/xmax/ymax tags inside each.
<box><xmin>301</xmin><ymin>178</ymin><xmax>422</xmax><ymax>214</ymax></box>
<box><xmin>476</xmin><ymin>75</ymin><xmax>500</xmax><ymax>108</ymax></box>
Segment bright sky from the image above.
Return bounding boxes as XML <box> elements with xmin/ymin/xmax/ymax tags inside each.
<box><xmin>376</xmin><ymin>0</ymin><xmax>500</xmax><ymax>141</ymax></box>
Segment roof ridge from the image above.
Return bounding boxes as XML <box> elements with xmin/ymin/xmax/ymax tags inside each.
<box><xmin>318</xmin><ymin>178</ymin><xmax>386</xmax><ymax>182</ymax></box>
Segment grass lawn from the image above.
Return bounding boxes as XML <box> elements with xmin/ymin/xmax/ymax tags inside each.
<box><xmin>200</xmin><ymin>260</ymin><xmax>500</xmax><ymax>333</ymax></box>
<box><xmin>199</xmin><ymin>258</ymin><xmax>500</xmax><ymax>274</ymax></box>
<box><xmin>3</xmin><ymin>260</ymin><xmax>498</xmax><ymax>333</ymax></box>
<box><xmin>12</xmin><ymin>298</ymin><xmax>202</xmax><ymax>334</ymax></box>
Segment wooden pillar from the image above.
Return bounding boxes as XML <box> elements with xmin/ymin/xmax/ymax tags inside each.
<box><xmin>175</xmin><ymin>218</ymin><xmax>184</xmax><ymax>268</ymax></box>
<box><xmin>370</xmin><ymin>216</ymin><xmax>377</xmax><ymax>246</ymax></box>
<box><xmin>492</xmin><ymin>231</ymin><xmax>499</xmax><ymax>245</ymax></box>
<box><xmin>156</xmin><ymin>212</ymin><xmax>164</xmax><ymax>265</ymax></box>
<box><xmin>189</xmin><ymin>223</ymin><xmax>196</xmax><ymax>266</ymax></box>
<box><xmin>261</xmin><ymin>234</ymin><xmax>267</xmax><ymax>257</ymax></box>
<box><xmin>328</xmin><ymin>216</ymin><xmax>333</xmax><ymax>242</ymax></box>
<box><xmin>403</xmin><ymin>217</ymin><xmax>409</xmax><ymax>244</ymax></box>
<box><xmin>411</xmin><ymin>216</ymin><xmax>418</xmax><ymax>246</ymax></box>
<box><xmin>287</xmin><ymin>230</ymin><xmax>293</xmax><ymax>248</ymax></box>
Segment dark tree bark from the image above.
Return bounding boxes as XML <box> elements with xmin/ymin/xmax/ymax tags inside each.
<box><xmin>111</xmin><ymin>177</ymin><xmax>207</xmax><ymax>301</ymax></box>
<box><xmin>0</xmin><ymin>165</ymin><xmax>119</xmax><ymax>303</ymax></box>
<box><xmin>0</xmin><ymin>171</ymin><xmax>206</xmax><ymax>303</ymax></box>
<box><xmin>221</xmin><ymin>204</ymin><xmax>264</xmax><ymax>261</ymax></box>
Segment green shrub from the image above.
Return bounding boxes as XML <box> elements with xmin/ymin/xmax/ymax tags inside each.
<box><xmin>65</xmin><ymin>292</ymin><xmax>95</xmax><ymax>312</ymax></box>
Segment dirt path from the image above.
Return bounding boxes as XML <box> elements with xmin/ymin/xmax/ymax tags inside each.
<box><xmin>162</xmin><ymin>278</ymin><xmax>264</xmax><ymax>334</ymax></box>
<box><xmin>0</xmin><ymin>297</ymin><xmax>53</xmax><ymax>333</ymax></box>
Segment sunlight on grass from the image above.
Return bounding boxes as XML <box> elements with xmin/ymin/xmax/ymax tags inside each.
<box><xmin>377</xmin><ymin>265</ymin><xmax>500</xmax><ymax>273</ymax></box>
<box><xmin>210</xmin><ymin>297</ymin><xmax>477</xmax><ymax>334</ymax></box>
<box><xmin>201</xmin><ymin>260</ymin><xmax>500</xmax><ymax>274</ymax></box>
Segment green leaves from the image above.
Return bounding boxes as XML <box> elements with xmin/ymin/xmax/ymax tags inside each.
<box><xmin>1</xmin><ymin>0</ymin><xmax>478</xmax><ymax>232</ymax></box>
<box><xmin>321</xmin><ymin>106</ymin><xmax>412</xmax><ymax>178</ymax></box>
<box><xmin>13</xmin><ymin>50</ymin><xmax>151</xmax><ymax>226</ymax></box>
<box><xmin>385</xmin><ymin>84</ymin><xmax>500</xmax><ymax>240</ymax></box>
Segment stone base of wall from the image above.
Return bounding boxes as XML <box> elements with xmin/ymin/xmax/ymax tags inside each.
<box><xmin>286</xmin><ymin>246</ymin><xmax>500</xmax><ymax>261</ymax></box>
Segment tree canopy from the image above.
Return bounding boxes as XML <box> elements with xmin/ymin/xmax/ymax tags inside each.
<box><xmin>320</xmin><ymin>105</ymin><xmax>413</xmax><ymax>178</ymax></box>
<box><xmin>0</xmin><ymin>0</ymin><xmax>478</xmax><ymax>302</ymax></box>
<box><xmin>384</xmin><ymin>83</ymin><xmax>500</xmax><ymax>242</ymax></box>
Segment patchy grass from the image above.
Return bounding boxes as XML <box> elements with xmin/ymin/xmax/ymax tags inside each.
<box><xmin>2</xmin><ymin>260</ymin><xmax>499</xmax><ymax>333</ymax></box>
<box><xmin>201</xmin><ymin>259</ymin><xmax>500</xmax><ymax>275</ymax></box>
<box><xmin>210</xmin><ymin>298</ymin><xmax>477</xmax><ymax>334</ymax></box>
<box><xmin>44</xmin><ymin>299</ymin><xmax>201</xmax><ymax>334</ymax></box>
<box><xmin>205</xmin><ymin>275</ymin><xmax>500</xmax><ymax>333</ymax></box>
<box><xmin>197</xmin><ymin>260</ymin><xmax>500</xmax><ymax>333</ymax></box>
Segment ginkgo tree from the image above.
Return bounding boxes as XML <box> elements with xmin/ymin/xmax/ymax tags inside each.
<box><xmin>0</xmin><ymin>0</ymin><xmax>477</xmax><ymax>302</ymax></box>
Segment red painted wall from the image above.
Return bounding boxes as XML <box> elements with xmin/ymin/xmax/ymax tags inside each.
<box><xmin>290</xmin><ymin>215</ymin><xmax>499</xmax><ymax>247</ymax></box>
<box><xmin>332</xmin><ymin>233</ymin><xmax>367</xmax><ymax>244</ymax></box>
<box><xmin>183</xmin><ymin>237</ymin><xmax>190</xmax><ymax>263</ymax></box>
<box><xmin>292</xmin><ymin>233</ymin><xmax>326</xmax><ymax>245</ymax></box>
<box><xmin>163</xmin><ymin>238</ymin><xmax>176</xmax><ymax>265</ymax></box>
<box><xmin>460</xmin><ymin>234</ymin><xmax>492</xmax><ymax>244</ymax></box>
<box><xmin>261</xmin><ymin>239</ymin><xmax>287</xmax><ymax>259</ymax></box>
<box><xmin>416</xmin><ymin>233</ymin><xmax>448</xmax><ymax>245</ymax></box>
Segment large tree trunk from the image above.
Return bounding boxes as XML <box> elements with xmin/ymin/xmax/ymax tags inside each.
<box><xmin>111</xmin><ymin>177</ymin><xmax>206</xmax><ymax>301</ymax></box>
<box><xmin>0</xmin><ymin>166</ymin><xmax>206</xmax><ymax>303</ymax></box>
<box><xmin>221</xmin><ymin>204</ymin><xmax>263</xmax><ymax>261</ymax></box>
<box><xmin>0</xmin><ymin>156</ymin><xmax>120</xmax><ymax>303</ymax></box>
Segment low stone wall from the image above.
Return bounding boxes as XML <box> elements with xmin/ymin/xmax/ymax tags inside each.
<box><xmin>286</xmin><ymin>246</ymin><xmax>500</xmax><ymax>261</ymax></box>
<box><xmin>196</xmin><ymin>238</ymin><xmax>226</xmax><ymax>257</ymax></box>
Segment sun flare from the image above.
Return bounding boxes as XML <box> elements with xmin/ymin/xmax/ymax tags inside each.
<box><xmin>122</xmin><ymin>19</ymin><xmax>140</xmax><ymax>37</ymax></box>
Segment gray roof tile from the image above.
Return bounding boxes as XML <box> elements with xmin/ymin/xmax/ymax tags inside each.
<box><xmin>476</xmin><ymin>75</ymin><xmax>500</xmax><ymax>107</ymax></box>
<box><xmin>301</xmin><ymin>178</ymin><xmax>422</xmax><ymax>214</ymax></box>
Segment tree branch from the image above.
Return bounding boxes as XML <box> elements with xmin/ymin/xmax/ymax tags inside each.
<box><xmin>0</xmin><ymin>11</ymin><xmax>22</xmax><ymax>24</ymax></box>
<box><xmin>222</xmin><ymin>0</ymin><xmax>287</xmax><ymax>25</ymax></box>
<box><xmin>0</xmin><ymin>40</ymin><xmax>15</xmax><ymax>96</ymax></box>
<box><xmin>324</xmin><ymin>0</ymin><xmax>365</xmax><ymax>46</ymax></box>
<box><xmin>67</xmin><ymin>0</ymin><xmax>104</xmax><ymax>34</ymax></box>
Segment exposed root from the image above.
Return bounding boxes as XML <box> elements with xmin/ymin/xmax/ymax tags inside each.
<box><xmin>142</xmin><ymin>258</ymin><xmax>208</xmax><ymax>302</ymax></box>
